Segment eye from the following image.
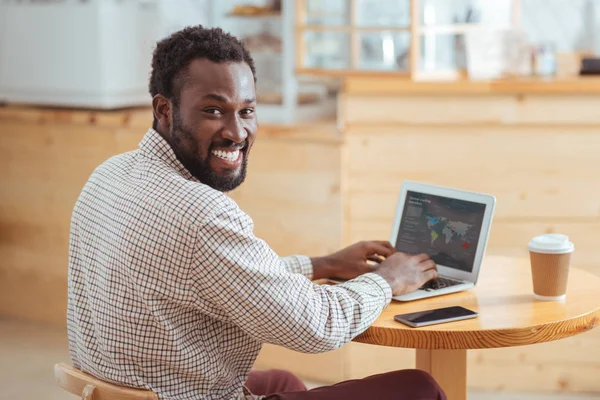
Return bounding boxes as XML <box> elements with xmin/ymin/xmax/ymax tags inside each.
<box><xmin>204</xmin><ymin>108</ymin><xmax>222</xmax><ymax>116</ymax></box>
<box><xmin>240</xmin><ymin>108</ymin><xmax>254</xmax><ymax>116</ymax></box>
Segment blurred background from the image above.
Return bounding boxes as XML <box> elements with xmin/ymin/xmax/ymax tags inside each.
<box><xmin>1</xmin><ymin>1</ymin><xmax>600</xmax><ymax>399</ymax></box>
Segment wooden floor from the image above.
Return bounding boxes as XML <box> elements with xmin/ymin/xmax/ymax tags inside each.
<box><xmin>1</xmin><ymin>318</ymin><xmax>597</xmax><ymax>400</ymax></box>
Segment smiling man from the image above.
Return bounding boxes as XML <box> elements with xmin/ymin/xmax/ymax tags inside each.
<box><xmin>155</xmin><ymin>58</ymin><xmax>255</xmax><ymax>192</ymax></box>
<box><xmin>67</xmin><ymin>26</ymin><xmax>446</xmax><ymax>400</ymax></box>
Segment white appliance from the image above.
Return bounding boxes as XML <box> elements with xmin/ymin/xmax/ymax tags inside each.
<box><xmin>0</xmin><ymin>0</ymin><xmax>162</xmax><ymax>109</ymax></box>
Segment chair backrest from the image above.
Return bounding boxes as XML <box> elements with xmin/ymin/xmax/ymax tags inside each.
<box><xmin>54</xmin><ymin>363</ymin><xmax>159</xmax><ymax>400</ymax></box>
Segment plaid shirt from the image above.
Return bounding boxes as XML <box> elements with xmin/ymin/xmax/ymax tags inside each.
<box><xmin>67</xmin><ymin>128</ymin><xmax>392</xmax><ymax>400</ymax></box>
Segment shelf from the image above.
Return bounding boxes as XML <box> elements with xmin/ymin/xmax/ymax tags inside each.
<box><xmin>342</xmin><ymin>76</ymin><xmax>600</xmax><ymax>95</ymax></box>
<box><xmin>297</xmin><ymin>25</ymin><xmax>411</xmax><ymax>32</ymax></box>
<box><xmin>257</xmin><ymin>91</ymin><xmax>323</xmax><ymax>105</ymax></box>
<box><xmin>305</xmin><ymin>11</ymin><xmax>347</xmax><ymax>17</ymax></box>
<box><xmin>226</xmin><ymin>12</ymin><xmax>281</xmax><ymax>18</ymax></box>
<box><xmin>246</xmin><ymin>49</ymin><xmax>283</xmax><ymax>55</ymax></box>
<box><xmin>417</xmin><ymin>23</ymin><xmax>488</xmax><ymax>35</ymax></box>
<box><xmin>297</xmin><ymin>68</ymin><xmax>411</xmax><ymax>78</ymax></box>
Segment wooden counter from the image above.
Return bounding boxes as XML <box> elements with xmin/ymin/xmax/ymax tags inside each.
<box><xmin>344</xmin><ymin>76</ymin><xmax>600</xmax><ymax>95</ymax></box>
<box><xmin>0</xmin><ymin>106</ymin><xmax>342</xmax><ymax>143</ymax></box>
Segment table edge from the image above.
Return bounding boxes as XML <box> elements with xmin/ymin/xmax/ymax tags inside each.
<box><xmin>352</xmin><ymin>307</ymin><xmax>600</xmax><ymax>350</ymax></box>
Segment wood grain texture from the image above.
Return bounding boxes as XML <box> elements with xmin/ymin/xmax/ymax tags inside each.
<box><xmin>343</xmin><ymin>343</ymin><xmax>414</xmax><ymax>379</ymax></box>
<box><xmin>344</xmin><ymin>76</ymin><xmax>600</xmax><ymax>95</ymax></box>
<box><xmin>54</xmin><ymin>363</ymin><xmax>158</xmax><ymax>400</ymax></box>
<box><xmin>416</xmin><ymin>349</ymin><xmax>467</xmax><ymax>400</ymax></box>
<box><xmin>0</xmin><ymin>107</ymin><xmax>341</xmax><ymax>323</ymax></box>
<box><xmin>409</xmin><ymin>0</ymin><xmax>420</xmax><ymax>79</ymax></box>
<box><xmin>354</xmin><ymin>256</ymin><xmax>600</xmax><ymax>350</ymax></box>
<box><xmin>0</xmin><ymin>119</ymin><xmax>143</xmax><ymax>323</ymax></box>
<box><xmin>467</xmin><ymin>350</ymin><xmax>600</xmax><ymax>393</ymax></box>
<box><xmin>0</xmin><ymin>105</ymin><xmax>153</xmax><ymax>128</ymax></box>
<box><xmin>0</xmin><ymin>268</ymin><xmax>67</xmax><ymax>324</ymax></box>
<box><xmin>343</xmin><ymin>125</ymin><xmax>600</xmax><ymax>275</ymax></box>
<box><xmin>341</xmin><ymin>94</ymin><xmax>600</xmax><ymax>126</ymax></box>
<box><xmin>0</xmin><ymin>107</ymin><xmax>347</xmax><ymax>384</ymax></box>
<box><xmin>227</xmin><ymin>132</ymin><xmax>344</xmax><ymax>257</ymax></box>
<box><xmin>340</xmin><ymin>92</ymin><xmax>600</xmax><ymax>393</ymax></box>
<box><xmin>344</xmin><ymin>329</ymin><xmax>600</xmax><ymax>394</ymax></box>
<box><xmin>0</xmin><ymin>105</ymin><xmax>340</xmax><ymax>143</ymax></box>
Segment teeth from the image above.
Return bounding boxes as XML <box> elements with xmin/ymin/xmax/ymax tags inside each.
<box><xmin>212</xmin><ymin>149</ymin><xmax>240</xmax><ymax>162</ymax></box>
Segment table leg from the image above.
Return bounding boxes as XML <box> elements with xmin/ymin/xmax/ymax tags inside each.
<box><xmin>416</xmin><ymin>349</ymin><xmax>467</xmax><ymax>400</ymax></box>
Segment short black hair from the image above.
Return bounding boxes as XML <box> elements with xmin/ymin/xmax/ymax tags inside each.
<box><xmin>149</xmin><ymin>25</ymin><xmax>256</xmax><ymax>105</ymax></box>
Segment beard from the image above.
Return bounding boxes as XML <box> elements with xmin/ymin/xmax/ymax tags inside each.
<box><xmin>170</xmin><ymin>106</ymin><xmax>249</xmax><ymax>192</ymax></box>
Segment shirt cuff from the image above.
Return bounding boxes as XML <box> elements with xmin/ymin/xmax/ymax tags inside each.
<box><xmin>351</xmin><ymin>272</ymin><xmax>393</xmax><ymax>306</ymax></box>
<box><xmin>281</xmin><ymin>255</ymin><xmax>313</xmax><ymax>279</ymax></box>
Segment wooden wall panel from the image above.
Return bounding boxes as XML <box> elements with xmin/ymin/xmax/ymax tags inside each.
<box><xmin>346</xmin><ymin>330</ymin><xmax>600</xmax><ymax>394</ymax></box>
<box><xmin>346</xmin><ymin>126</ymin><xmax>600</xmax><ymax>218</ymax></box>
<box><xmin>0</xmin><ymin>110</ymin><xmax>343</xmax><ymax>324</ymax></box>
<box><xmin>229</xmin><ymin>138</ymin><xmax>344</xmax><ymax>256</ymax></box>
<box><xmin>468</xmin><ymin>335</ymin><xmax>600</xmax><ymax>393</ymax></box>
<box><xmin>0</xmin><ymin>109</ymin><xmax>346</xmax><ymax>385</ymax></box>
<box><xmin>253</xmin><ymin>344</ymin><xmax>346</xmax><ymax>383</ymax></box>
<box><xmin>344</xmin><ymin>342</ymin><xmax>414</xmax><ymax>379</ymax></box>
<box><xmin>0</xmin><ymin>120</ymin><xmax>144</xmax><ymax>324</ymax></box>
<box><xmin>344</xmin><ymin>126</ymin><xmax>600</xmax><ymax>276</ymax></box>
<box><xmin>342</xmin><ymin>94</ymin><xmax>600</xmax><ymax>126</ymax></box>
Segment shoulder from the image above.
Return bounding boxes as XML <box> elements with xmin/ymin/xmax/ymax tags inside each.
<box><xmin>136</xmin><ymin>159</ymin><xmax>247</xmax><ymax>229</ymax></box>
<box><xmin>84</xmin><ymin>149</ymin><xmax>247</xmax><ymax>229</ymax></box>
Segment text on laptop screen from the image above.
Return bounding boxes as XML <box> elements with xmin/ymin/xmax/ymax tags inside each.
<box><xmin>395</xmin><ymin>191</ymin><xmax>487</xmax><ymax>272</ymax></box>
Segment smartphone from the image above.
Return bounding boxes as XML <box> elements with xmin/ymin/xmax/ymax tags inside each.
<box><xmin>394</xmin><ymin>306</ymin><xmax>478</xmax><ymax>328</ymax></box>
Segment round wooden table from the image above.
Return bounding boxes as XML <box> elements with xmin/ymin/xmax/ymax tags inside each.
<box><xmin>353</xmin><ymin>256</ymin><xmax>600</xmax><ymax>400</ymax></box>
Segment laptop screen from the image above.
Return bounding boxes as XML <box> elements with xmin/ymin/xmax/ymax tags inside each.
<box><xmin>394</xmin><ymin>191</ymin><xmax>487</xmax><ymax>273</ymax></box>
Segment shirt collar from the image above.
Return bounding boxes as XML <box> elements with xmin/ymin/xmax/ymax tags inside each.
<box><xmin>139</xmin><ymin>128</ymin><xmax>199</xmax><ymax>182</ymax></box>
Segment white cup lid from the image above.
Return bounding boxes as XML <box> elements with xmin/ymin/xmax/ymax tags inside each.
<box><xmin>528</xmin><ymin>234</ymin><xmax>574</xmax><ymax>254</ymax></box>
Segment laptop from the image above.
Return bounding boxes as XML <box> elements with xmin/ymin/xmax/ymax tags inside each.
<box><xmin>390</xmin><ymin>181</ymin><xmax>496</xmax><ymax>301</ymax></box>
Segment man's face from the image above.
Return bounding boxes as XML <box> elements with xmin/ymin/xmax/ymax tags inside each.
<box><xmin>168</xmin><ymin>59</ymin><xmax>257</xmax><ymax>192</ymax></box>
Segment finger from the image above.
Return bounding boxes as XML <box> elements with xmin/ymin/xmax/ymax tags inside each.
<box><xmin>367</xmin><ymin>255</ymin><xmax>384</xmax><ymax>264</ymax></box>
<box><xmin>353</xmin><ymin>261</ymin><xmax>377</xmax><ymax>273</ymax></box>
<box><xmin>419</xmin><ymin>259</ymin><xmax>437</xmax><ymax>271</ymax></box>
<box><xmin>424</xmin><ymin>268</ymin><xmax>439</xmax><ymax>282</ymax></box>
<box><xmin>414</xmin><ymin>253</ymin><xmax>431</xmax><ymax>262</ymax></box>
<box><xmin>364</xmin><ymin>241</ymin><xmax>395</xmax><ymax>257</ymax></box>
<box><xmin>364</xmin><ymin>261</ymin><xmax>378</xmax><ymax>270</ymax></box>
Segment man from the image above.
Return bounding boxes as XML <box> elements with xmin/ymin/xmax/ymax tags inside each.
<box><xmin>67</xmin><ymin>26</ymin><xmax>445</xmax><ymax>399</ymax></box>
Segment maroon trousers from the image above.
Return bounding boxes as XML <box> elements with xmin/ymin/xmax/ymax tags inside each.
<box><xmin>245</xmin><ymin>369</ymin><xmax>447</xmax><ymax>400</ymax></box>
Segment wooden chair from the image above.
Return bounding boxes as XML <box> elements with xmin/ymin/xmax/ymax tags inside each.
<box><xmin>54</xmin><ymin>363</ymin><xmax>158</xmax><ymax>400</ymax></box>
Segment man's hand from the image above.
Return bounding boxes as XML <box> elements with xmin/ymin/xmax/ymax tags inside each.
<box><xmin>311</xmin><ymin>241</ymin><xmax>396</xmax><ymax>281</ymax></box>
<box><xmin>373</xmin><ymin>252</ymin><xmax>438</xmax><ymax>296</ymax></box>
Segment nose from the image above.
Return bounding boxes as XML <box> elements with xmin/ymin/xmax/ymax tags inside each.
<box><xmin>222</xmin><ymin>114</ymin><xmax>248</xmax><ymax>144</ymax></box>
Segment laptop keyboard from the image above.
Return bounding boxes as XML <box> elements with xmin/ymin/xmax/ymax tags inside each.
<box><xmin>419</xmin><ymin>276</ymin><xmax>464</xmax><ymax>291</ymax></box>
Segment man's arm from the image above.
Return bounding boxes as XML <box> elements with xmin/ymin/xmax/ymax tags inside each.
<box><xmin>190</xmin><ymin>201</ymin><xmax>391</xmax><ymax>354</ymax></box>
<box><xmin>281</xmin><ymin>241</ymin><xmax>399</xmax><ymax>281</ymax></box>
<box><xmin>280</xmin><ymin>255</ymin><xmax>313</xmax><ymax>279</ymax></box>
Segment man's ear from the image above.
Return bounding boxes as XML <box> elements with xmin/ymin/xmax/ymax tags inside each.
<box><xmin>152</xmin><ymin>94</ymin><xmax>172</xmax><ymax>133</ymax></box>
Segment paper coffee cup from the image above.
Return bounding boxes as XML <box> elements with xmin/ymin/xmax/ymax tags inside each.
<box><xmin>528</xmin><ymin>234</ymin><xmax>574</xmax><ymax>301</ymax></box>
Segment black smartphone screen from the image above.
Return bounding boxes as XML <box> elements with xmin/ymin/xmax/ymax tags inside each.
<box><xmin>395</xmin><ymin>306</ymin><xmax>477</xmax><ymax>325</ymax></box>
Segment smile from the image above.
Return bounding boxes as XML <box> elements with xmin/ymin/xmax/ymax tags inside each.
<box><xmin>211</xmin><ymin>149</ymin><xmax>241</xmax><ymax>163</ymax></box>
